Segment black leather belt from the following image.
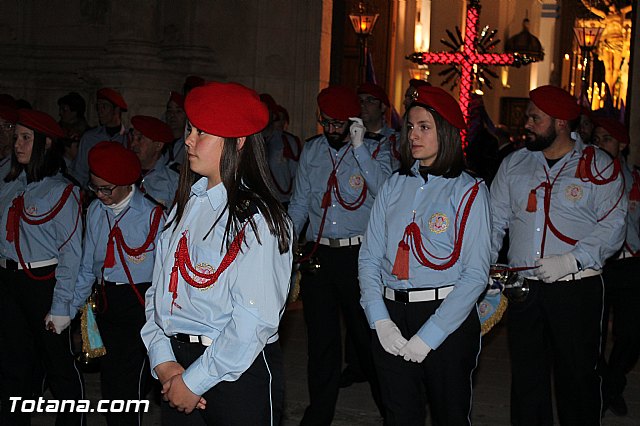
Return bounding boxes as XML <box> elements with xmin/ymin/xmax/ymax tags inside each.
<box><xmin>172</xmin><ymin>333</ymin><xmax>213</xmax><ymax>347</ymax></box>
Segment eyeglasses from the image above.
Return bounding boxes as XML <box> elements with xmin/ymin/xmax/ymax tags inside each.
<box><xmin>317</xmin><ymin>117</ymin><xmax>346</xmax><ymax>129</ymax></box>
<box><xmin>88</xmin><ymin>182</ymin><xmax>117</xmax><ymax>196</ymax></box>
<box><xmin>359</xmin><ymin>96</ymin><xmax>380</xmax><ymax>105</ymax></box>
<box><xmin>0</xmin><ymin>123</ymin><xmax>15</xmax><ymax>131</ymax></box>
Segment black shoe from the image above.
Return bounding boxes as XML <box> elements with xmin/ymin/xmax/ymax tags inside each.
<box><xmin>338</xmin><ymin>367</ymin><xmax>366</xmax><ymax>388</ymax></box>
<box><xmin>608</xmin><ymin>394</ymin><xmax>628</xmax><ymax>417</ymax></box>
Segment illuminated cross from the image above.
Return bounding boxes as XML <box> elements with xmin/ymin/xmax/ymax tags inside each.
<box><xmin>408</xmin><ymin>0</ymin><xmax>521</xmax><ymax>149</ymax></box>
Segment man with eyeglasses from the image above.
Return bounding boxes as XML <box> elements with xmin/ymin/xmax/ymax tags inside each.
<box><xmin>358</xmin><ymin>83</ymin><xmax>400</xmax><ymax>173</ymax></box>
<box><xmin>71</xmin><ymin>88</ymin><xmax>128</xmax><ymax>187</ymax></box>
<box><xmin>260</xmin><ymin>93</ymin><xmax>301</xmax><ymax>207</ymax></box>
<box><xmin>288</xmin><ymin>85</ymin><xmax>391</xmax><ymax>425</ymax></box>
<box><xmin>130</xmin><ymin>115</ymin><xmax>179</xmax><ymax>208</ymax></box>
<box><xmin>72</xmin><ymin>141</ymin><xmax>165</xmax><ymax>426</ymax></box>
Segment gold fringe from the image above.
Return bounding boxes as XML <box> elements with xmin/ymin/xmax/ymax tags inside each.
<box><xmin>287</xmin><ymin>271</ymin><xmax>302</xmax><ymax>304</ymax></box>
<box><xmin>481</xmin><ymin>294</ymin><xmax>508</xmax><ymax>336</ymax></box>
<box><xmin>81</xmin><ymin>304</ymin><xmax>106</xmax><ymax>358</ymax></box>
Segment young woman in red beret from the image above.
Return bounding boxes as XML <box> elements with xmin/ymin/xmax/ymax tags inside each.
<box><xmin>0</xmin><ymin>109</ymin><xmax>85</xmax><ymax>425</ymax></box>
<box><xmin>359</xmin><ymin>86</ymin><xmax>491</xmax><ymax>424</ymax></box>
<box><xmin>142</xmin><ymin>82</ymin><xmax>293</xmax><ymax>425</ymax></box>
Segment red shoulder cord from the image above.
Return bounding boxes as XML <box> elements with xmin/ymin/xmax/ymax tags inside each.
<box><xmin>391</xmin><ymin>180</ymin><xmax>481</xmax><ymax>280</ymax></box>
<box><xmin>282</xmin><ymin>133</ymin><xmax>301</xmax><ymax>162</ymax></box>
<box><xmin>371</xmin><ymin>134</ymin><xmax>401</xmax><ymax>162</ymax></box>
<box><xmin>168</xmin><ymin>222</ymin><xmax>248</xmax><ymax>314</ymax></box>
<box><xmin>101</xmin><ymin>205</ymin><xmax>164</xmax><ymax>307</ymax></box>
<box><xmin>296</xmin><ymin>145</ymin><xmax>367</xmax><ymax>264</ymax></box>
<box><xmin>526</xmin><ymin>152</ymin><xmax>624</xmax><ymax>257</ymax></box>
<box><xmin>5</xmin><ymin>184</ymin><xmax>81</xmax><ymax>281</ymax></box>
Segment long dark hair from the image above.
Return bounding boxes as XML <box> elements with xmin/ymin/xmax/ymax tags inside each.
<box><xmin>4</xmin><ymin>129</ymin><xmax>63</xmax><ymax>183</ymax></box>
<box><xmin>398</xmin><ymin>103</ymin><xmax>464</xmax><ymax>178</ymax></box>
<box><xmin>167</xmin><ymin>132</ymin><xmax>291</xmax><ymax>254</ymax></box>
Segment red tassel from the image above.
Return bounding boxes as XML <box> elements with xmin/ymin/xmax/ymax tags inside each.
<box><xmin>169</xmin><ymin>264</ymin><xmax>178</xmax><ymax>296</ymax></box>
<box><xmin>575</xmin><ymin>156</ymin><xmax>587</xmax><ymax>178</ymax></box>
<box><xmin>103</xmin><ymin>237</ymin><xmax>116</xmax><ymax>268</ymax></box>
<box><xmin>526</xmin><ymin>190</ymin><xmax>537</xmax><ymax>212</ymax></box>
<box><xmin>5</xmin><ymin>206</ymin><xmax>15</xmax><ymax>242</ymax></box>
<box><xmin>391</xmin><ymin>241</ymin><xmax>410</xmax><ymax>280</ymax></box>
<box><xmin>630</xmin><ymin>186</ymin><xmax>640</xmax><ymax>202</ymax></box>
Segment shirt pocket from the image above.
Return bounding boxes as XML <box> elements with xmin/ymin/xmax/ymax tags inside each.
<box><xmin>417</xmin><ymin>202</ymin><xmax>455</xmax><ymax>253</ymax></box>
<box><xmin>554</xmin><ymin>179</ymin><xmax>592</xmax><ymax>209</ymax></box>
<box><xmin>187</xmin><ymin>240</ymin><xmax>226</xmax><ymax>294</ymax></box>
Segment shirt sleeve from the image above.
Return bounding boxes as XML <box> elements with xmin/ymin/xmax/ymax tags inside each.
<box><xmin>287</xmin><ymin>146</ymin><xmax>311</xmax><ymax>236</ymax></box>
<box><xmin>417</xmin><ymin>182</ymin><xmax>491</xmax><ymax>349</ymax></box>
<box><xmin>141</xmin><ymin>232</ymin><xmax>176</xmax><ymax>379</ymax></box>
<box><xmin>570</xmin><ymin>153</ymin><xmax>628</xmax><ymax>269</ymax></box>
<box><xmin>70</xmin><ymin>204</ymin><xmax>98</xmax><ymax>317</ymax></box>
<box><xmin>352</xmin><ymin>141</ymin><xmax>392</xmax><ymax>197</ymax></box>
<box><xmin>489</xmin><ymin>157</ymin><xmax>511</xmax><ymax>264</ymax></box>
<box><xmin>181</xmin><ymin>217</ymin><xmax>292</xmax><ymax>395</ymax></box>
<box><xmin>358</xmin><ymin>179</ymin><xmax>392</xmax><ymax>326</ymax></box>
<box><xmin>50</xmin><ymin>186</ymin><xmax>83</xmax><ymax>316</ymax></box>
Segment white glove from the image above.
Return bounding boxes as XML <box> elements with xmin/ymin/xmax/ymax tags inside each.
<box><xmin>398</xmin><ymin>335</ymin><xmax>431</xmax><ymax>363</ymax></box>
<box><xmin>348</xmin><ymin>117</ymin><xmax>365</xmax><ymax>148</ymax></box>
<box><xmin>44</xmin><ymin>313</ymin><xmax>71</xmax><ymax>334</ymax></box>
<box><xmin>533</xmin><ymin>253</ymin><xmax>579</xmax><ymax>283</ymax></box>
<box><xmin>375</xmin><ymin>319</ymin><xmax>408</xmax><ymax>356</ymax></box>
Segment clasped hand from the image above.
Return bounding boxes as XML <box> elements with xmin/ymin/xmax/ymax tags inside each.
<box><xmin>375</xmin><ymin>319</ymin><xmax>431</xmax><ymax>363</ymax></box>
<box><xmin>155</xmin><ymin>361</ymin><xmax>206</xmax><ymax>414</ymax></box>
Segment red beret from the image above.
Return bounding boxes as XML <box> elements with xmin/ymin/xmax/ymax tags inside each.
<box><xmin>412</xmin><ymin>86</ymin><xmax>466</xmax><ymax>129</ymax></box>
<box><xmin>185</xmin><ymin>82</ymin><xmax>269</xmax><ymax>138</ymax></box>
<box><xmin>131</xmin><ymin>115</ymin><xmax>174</xmax><ymax>144</ymax></box>
<box><xmin>89</xmin><ymin>141</ymin><xmax>141</xmax><ymax>185</ymax></box>
<box><xmin>168</xmin><ymin>91</ymin><xmax>185</xmax><ymax>109</ymax></box>
<box><xmin>357</xmin><ymin>82</ymin><xmax>390</xmax><ymax>107</ymax></box>
<box><xmin>593</xmin><ymin>117</ymin><xmax>629</xmax><ymax>146</ymax></box>
<box><xmin>259</xmin><ymin>93</ymin><xmax>278</xmax><ymax>113</ymax></box>
<box><xmin>317</xmin><ymin>86</ymin><xmax>361</xmax><ymax>121</ymax></box>
<box><xmin>0</xmin><ymin>106</ymin><xmax>18</xmax><ymax>123</ymax></box>
<box><xmin>0</xmin><ymin>94</ymin><xmax>17</xmax><ymax>110</ymax></box>
<box><xmin>529</xmin><ymin>85</ymin><xmax>580</xmax><ymax>121</ymax></box>
<box><xmin>17</xmin><ymin>109</ymin><xmax>65</xmax><ymax>139</ymax></box>
<box><xmin>97</xmin><ymin>88</ymin><xmax>128</xmax><ymax>111</ymax></box>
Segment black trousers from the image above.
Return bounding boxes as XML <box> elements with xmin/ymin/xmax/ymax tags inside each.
<box><xmin>599</xmin><ymin>257</ymin><xmax>640</xmax><ymax>401</ymax></box>
<box><xmin>161</xmin><ymin>339</ymin><xmax>284</xmax><ymax>426</ymax></box>
<box><xmin>507</xmin><ymin>276</ymin><xmax>603</xmax><ymax>426</ymax></box>
<box><xmin>95</xmin><ymin>282</ymin><xmax>152</xmax><ymax>426</ymax></box>
<box><xmin>373</xmin><ymin>297</ymin><xmax>480</xmax><ymax>426</ymax></box>
<box><xmin>0</xmin><ymin>266</ymin><xmax>85</xmax><ymax>426</ymax></box>
<box><xmin>299</xmin><ymin>244</ymin><xmax>384</xmax><ymax>426</ymax></box>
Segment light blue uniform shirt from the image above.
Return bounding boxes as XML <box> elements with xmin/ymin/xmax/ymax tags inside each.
<box><xmin>359</xmin><ymin>163</ymin><xmax>491</xmax><ymax>349</ymax></box>
<box><xmin>288</xmin><ymin>134</ymin><xmax>392</xmax><ymax>240</ymax></box>
<box><xmin>71</xmin><ymin>188</ymin><xmax>165</xmax><ymax>314</ymax></box>
<box><xmin>141</xmin><ymin>177</ymin><xmax>293</xmax><ymax>396</ymax></box>
<box><xmin>140</xmin><ymin>158</ymin><xmax>179</xmax><ymax>208</ymax></box>
<box><xmin>0</xmin><ymin>172</ymin><xmax>82</xmax><ymax>316</ymax></box>
<box><xmin>378</xmin><ymin>125</ymin><xmax>401</xmax><ymax>172</ymax></box>
<box><xmin>71</xmin><ymin>125</ymin><xmax>127</xmax><ymax>187</ymax></box>
<box><xmin>620</xmin><ymin>159</ymin><xmax>640</xmax><ymax>254</ymax></box>
<box><xmin>490</xmin><ymin>139</ymin><xmax>627</xmax><ymax>274</ymax></box>
<box><xmin>264</xmin><ymin>130</ymin><xmax>300</xmax><ymax>204</ymax></box>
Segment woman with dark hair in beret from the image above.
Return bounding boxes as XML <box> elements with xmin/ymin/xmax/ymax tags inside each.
<box><xmin>0</xmin><ymin>109</ymin><xmax>85</xmax><ymax>425</ymax></box>
<box><xmin>141</xmin><ymin>82</ymin><xmax>293</xmax><ymax>425</ymax></box>
<box><xmin>359</xmin><ymin>86</ymin><xmax>491</xmax><ymax>424</ymax></box>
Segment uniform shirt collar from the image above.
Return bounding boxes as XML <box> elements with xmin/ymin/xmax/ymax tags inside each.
<box><xmin>191</xmin><ymin>177</ymin><xmax>226</xmax><ymax>211</ymax></box>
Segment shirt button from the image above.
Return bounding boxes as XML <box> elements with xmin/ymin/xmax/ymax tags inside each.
<box><xmin>536</xmin><ymin>228</ymin><xmax>540</xmax><ymax>232</ymax></box>
<box><xmin>249</xmin><ymin>300</ymin><xmax>255</xmax><ymax>305</ymax></box>
<box><xmin>332</xmin><ymin>221</ymin><xmax>336</xmax><ymax>225</ymax></box>
<box><xmin>536</xmin><ymin>251</ymin><xmax>540</xmax><ymax>255</ymax></box>
<box><xmin>332</xmin><ymin>204</ymin><xmax>336</xmax><ymax>207</ymax></box>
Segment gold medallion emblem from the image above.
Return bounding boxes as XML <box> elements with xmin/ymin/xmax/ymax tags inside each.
<box><xmin>564</xmin><ymin>184</ymin><xmax>583</xmax><ymax>202</ymax></box>
<box><xmin>349</xmin><ymin>174</ymin><xmax>364</xmax><ymax>190</ymax></box>
<box><xmin>428</xmin><ymin>213</ymin><xmax>449</xmax><ymax>234</ymax></box>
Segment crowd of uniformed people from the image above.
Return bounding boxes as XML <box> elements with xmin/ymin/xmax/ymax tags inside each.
<box><xmin>0</xmin><ymin>76</ymin><xmax>637</xmax><ymax>426</ymax></box>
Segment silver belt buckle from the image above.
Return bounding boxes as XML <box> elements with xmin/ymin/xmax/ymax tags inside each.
<box><xmin>329</xmin><ymin>238</ymin><xmax>341</xmax><ymax>248</ymax></box>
